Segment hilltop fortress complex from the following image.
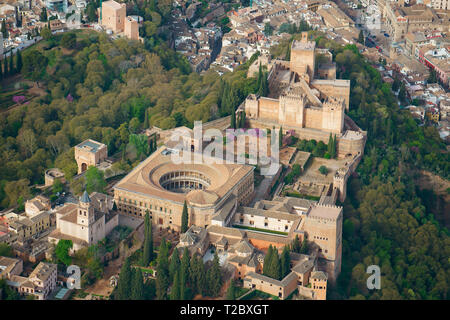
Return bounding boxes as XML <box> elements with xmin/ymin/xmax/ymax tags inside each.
<box><xmin>244</xmin><ymin>32</ymin><xmax>366</xmax><ymax>159</ymax></box>
<box><xmin>104</xmin><ymin>34</ymin><xmax>367</xmax><ymax>299</ymax></box>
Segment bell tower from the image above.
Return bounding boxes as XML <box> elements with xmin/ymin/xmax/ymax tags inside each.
<box><xmin>77</xmin><ymin>191</ymin><xmax>94</xmax><ymax>226</ymax></box>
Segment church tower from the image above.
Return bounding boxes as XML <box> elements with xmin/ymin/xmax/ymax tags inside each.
<box><xmin>77</xmin><ymin>191</ymin><xmax>95</xmax><ymax>226</ymax></box>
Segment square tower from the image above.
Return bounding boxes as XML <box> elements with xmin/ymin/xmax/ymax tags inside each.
<box><xmin>290</xmin><ymin>32</ymin><xmax>316</xmax><ymax>80</ymax></box>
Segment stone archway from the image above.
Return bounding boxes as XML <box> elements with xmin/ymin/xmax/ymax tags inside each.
<box><xmin>81</xmin><ymin>163</ymin><xmax>87</xmax><ymax>172</ymax></box>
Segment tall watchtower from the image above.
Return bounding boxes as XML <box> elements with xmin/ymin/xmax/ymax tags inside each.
<box><xmin>290</xmin><ymin>32</ymin><xmax>316</xmax><ymax>81</ymax></box>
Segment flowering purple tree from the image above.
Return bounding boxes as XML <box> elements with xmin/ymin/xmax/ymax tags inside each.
<box><xmin>12</xmin><ymin>95</ymin><xmax>26</xmax><ymax>105</ymax></box>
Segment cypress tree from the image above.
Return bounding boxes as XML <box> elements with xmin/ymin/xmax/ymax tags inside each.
<box><xmin>280</xmin><ymin>246</ymin><xmax>291</xmax><ymax>278</ymax></box>
<box><xmin>181</xmin><ymin>200</ymin><xmax>189</xmax><ymax>233</ymax></box>
<box><xmin>226</xmin><ymin>280</ymin><xmax>236</xmax><ymax>300</ymax></box>
<box><xmin>144</xmin><ymin>108</ymin><xmax>149</xmax><ymax>129</ymax></box>
<box><xmin>279</xmin><ymin>127</ymin><xmax>283</xmax><ymax>148</ymax></box>
<box><xmin>9</xmin><ymin>54</ymin><xmax>14</xmax><ymax>75</ymax></box>
<box><xmin>291</xmin><ymin>235</ymin><xmax>301</xmax><ymax>253</ymax></box>
<box><xmin>4</xmin><ymin>57</ymin><xmax>8</xmax><ymax>76</ymax></box>
<box><xmin>141</xmin><ymin>211</ymin><xmax>153</xmax><ymax>266</ymax></box>
<box><xmin>269</xmin><ymin>249</ymin><xmax>281</xmax><ymax>280</ymax></box>
<box><xmin>179</xmin><ymin>272</ymin><xmax>186</xmax><ymax>300</ymax></box>
<box><xmin>327</xmin><ymin>133</ymin><xmax>333</xmax><ymax>155</ymax></box>
<box><xmin>156</xmin><ymin>239</ymin><xmax>170</xmax><ymax>300</ymax></box>
<box><xmin>230</xmin><ymin>110</ymin><xmax>236</xmax><ymax>129</ymax></box>
<box><xmin>180</xmin><ymin>247</ymin><xmax>190</xmax><ymax>287</ymax></box>
<box><xmin>206</xmin><ymin>253</ymin><xmax>222</xmax><ymax>297</ymax></box>
<box><xmin>300</xmin><ymin>239</ymin><xmax>308</xmax><ymax>254</ymax></box>
<box><xmin>131</xmin><ymin>268</ymin><xmax>145</xmax><ymax>300</ymax></box>
<box><xmin>332</xmin><ymin>134</ymin><xmax>337</xmax><ymax>158</ymax></box>
<box><xmin>263</xmin><ymin>245</ymin><xmax>274</xmax><ymax>276</ymax></box>
<box><xmin>240</xmin><ymin>111</ymin><xmax>246</xmax><ymax>128</ymax></box>
<box><xmin>169</xmin><ymin>249</ymin><xmax>181</xmax><ymax>282</ymax></box>
<box><xmin>116</xmin><ymin>258</ymin><xmax>132</xmax><ymax>299</ymax></box>
<box><xmin>170</xmin><ymin>271</ymin><xmax>180</xmax><ymax>300</ymax></box>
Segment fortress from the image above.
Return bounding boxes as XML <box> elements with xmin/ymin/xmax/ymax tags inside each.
<box><xmin>243</xmin><ymin>32</ymin><xmax>366</xmax><ymax>158</ymax></box>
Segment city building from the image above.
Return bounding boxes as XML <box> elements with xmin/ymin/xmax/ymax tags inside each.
<box><xmin>113</xmin><ymin>146</ymin><xmax>255</xmax><ymax>232</ymax></box>
<box><xmin>74</xmin><ymin>139</ymin><xmax>108</xmax><ymax>174</ymax></box>
<box><xmin>98</xmin><ymin>0</ymin><xmax>126</xmax><ymax>34</ymax></box>
<box><xmin>48</xmin><ymin>191</ymin><xmax>119</xmax><ymax>251</ymax></box>
<box><xmin>243</xmin><ymin>32</ymin><xmax>366</xmax><ymax>159</ymax></box>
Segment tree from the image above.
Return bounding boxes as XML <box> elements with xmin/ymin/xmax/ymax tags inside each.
<box><xmin>40</xmin><ymin>7</ymin><xmax>48</xmax><ymax>22</ymax></box>
<box><xmin>291</xmin><ymin>235</ymin><xmax>301</xmax><ymax>253</ymax></box>
<box><xmin>17</xmin><ymin>129</ymin><xmax>37</xmax><ymax>157</ymax></box>
<box><xmin>116</xmin><ymin>258</ymin><xmax>132</xmax><ymax>299</ymax></box>
<box><xmin>61</xmin><ymin>32</ymin><xmax>76</xmax><ymax>49</ymax></box>
<box><xmin>180</xmin><ymin>247</ymin><xmax>190</xmax><ymax>287</ymax></box>
<box><xmin>40</xmin><ymin>26</ymin><xmax>52</xmax><ymax>40</ymax></box>
<box><xmin>206</xmin><ymin>253</ymin><xmax>222</xmax><ymax>297</ymax></box>
<box><xmin>240</xmin><ymin>111</ymin><xmax>246</xmax><ymax>128</ymax></box>
<box><xmin>86</xmin><ymin>2</ymin><xmax>98</xmax><ymax>22</ymax></box>
<box><xmin>170</xmin><ymin>271</ymin><xmax>181</xmax><ymax>300</ymax></box>
<box><xmin>358</xmin><ymin>30</ymin><xmax>365</xmax><ymax>45</ymax></box>
<box><xmin>264</xmin><ymin>22</ymin><xmax>273</xmax><ymax>36</ymax></box>
<box><xmin>129</xmin><ymin>134</ymin><xmax>150</xmax><ymax>160</ymax></box>
<box><xmin>169</xmin><ymin>249</ymin><xmax>181</xmax><ymax>282</ymax></box>
<box><xmin>0</xmin><ymin>243</ymin><xmax>13</xmax><ymax>257</ymax></box>
<box><xmin>156</xmin><ymin>238</ymin><xmax>170</xmax><ymax>300</ymax></box>
<box><xmin>141</xmin><ymin>211</ymin><xmax>153</xmax><ymax>266</ymax></box>
<box><xmin>52</xmin><ymin>179</ymin><xmax>64</xmax><ymax>195</ymax></box>
<box><xmin>279</xmin><ymin>127</ymin><xmax>283</xmax><ymax>149</ymax></box>
<box><xmin>85</xmin><ymin>166</ymin><xmax>107</xmax><ymax>194</ymax></box>
<box><xmin>280</xmin><ymin>246</ymin><xmax>291</xmax><ymax>278</ymax></box>
<box><xmin>319</xmin><ymin>165</ymin><xmax>328</xmax><ymax>175</ymax></box>
<box><xmin>427</xmin><ymin>68</ymin><xmax>437</xmax><ymax>84</ymax></box>
<box><xmin>22</xmin><ymin>49</ymin><xmax>48</xmax><ymax>82</ymax></box>
<box><xmin>226</xmin><ymin>280</ymin><xmax>236</xmax><ymax>300</ymax></box>
<box><xmin>3</xmin><ymin>57</ymin><xmax>8</xmax><ymax>77</ymax></box>
<box><xmin>1</xmin><ymin>20</ymin><xmax>8</xmax><ymax>38</ymax></box>
<box><xmin>300</xmin><ymin>239</ymin><xmax>308</xmax><ymax>254</ymax></box>
<box><xmin>9</xmin><ymin>53</ymin><xmax>14</xmax><ymax>75</ymax></box>
<box><xmin>230</xmin><ymin>110</ymin><xmax>236</xmax><ymax>129</ymax></box>
<box><xmin>131</xmin><ymin>268</ymin><xmax>145</xmax><ymax>300</ymax></box>
<box><xmin>54</xmin><ymin>239</ymin><xmax>73</xmax><ymax>266</ymax></box>
<box><xmin>181</xmin><ymin>200</ymin><xmax>189</xmax><ymax>233</ymax></box>
<box><xmin>16</xmin><ymin>50</ymin><xmax>22</xmax><ymax>73</ymax></box>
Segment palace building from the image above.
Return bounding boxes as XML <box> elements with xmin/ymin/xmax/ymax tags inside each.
<box><xmin>113</xmin><ymin>146</ymin><xmax>255</xmax><ymax>231</ymax></box>
<box><xmin>243</xmin><ymin>32</ymin><xmax>366</xmax><ymax>158</ymax></box>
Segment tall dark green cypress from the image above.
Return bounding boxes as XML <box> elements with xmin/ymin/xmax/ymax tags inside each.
<box><xmin>263</xmin><ymin>245</ymin><xmax>274</xmax><ymax>276</ymax></box>
<box><xmin>291</xmin><ymin>235</ymin><xmax>301</xmax><ymax>253</ymax></box>
<box><xmin>181</xmin><ymin>200</ymin><xmax>189</xmax><ymax>233</ymax></box>
<box><xmin>240</xmin><ymin>111</ymin><xmax>246</xmax><ymax>128</ymax></box>
<box><xmin>9</xmin><ymin>54</ymin><xmax>14</xmax><ymax>75</ymax></box>
<box><xmin>180</xmin><ymin>247</ymin><xmax>190</xmax><ymax>287</ymax></box>
<box><xmin>131</xmin><ymin>268</ymin><xmax>145</xmax><ymax>300</ymax></box>
<box><xmin>226</xmin><ymin>280</ymin><xmax>236</xmax><ymax>300</ymax></box>
<box><xmin>170</xmin><ymin>271</ymin><xmax>180</xmax><ymax>300</ymax></box>
<box><xmin>156</xmin><ymin>238</ymin><xmax>169</xmax><ymax>300</ymax></box>
<box><xmin>116</xmin><ymin>258</ymin><xmax>132</xmax><ymax>299</ymax></box>
<box><xmin>230</xmin><ymin>110</ymin><xmax>236</xmax><ymax>129</ymax></box>
<box><xmin>327</xmin><ymin>133</ymin><xmax>333</xmax><ymax>156</ymax></box>
<box><xmin>206</xmin><ymin>253</ymin><xmax>222</xmax><ymax>297</ymax></box>
<box><xmin>4</xmin><ymin>57</ymin><xmax>8</xmax><ymax>76</ymax></box>
<box><xmin>169</xmin><ymin>249</ymin><xmax>181</xmax><ymax>281</ymax></box>
<box><xmin>141</xmin><ymin>211</ymin><xmax>153</xmax><ymax>266</ymax></box>
<box><xmin>280</xmin><ymin>246</ymin><xmax>291</xmax><ymax>278</ymax></box>
<box><xmin>279</xmin><ymin>127</ymin><xmax>283</xmax><ymax>148</ymax></box>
